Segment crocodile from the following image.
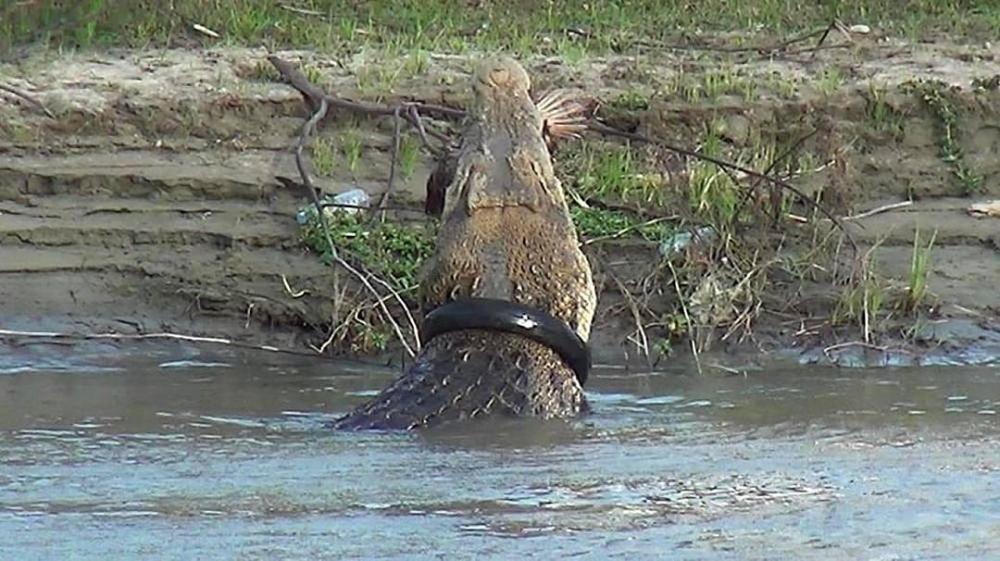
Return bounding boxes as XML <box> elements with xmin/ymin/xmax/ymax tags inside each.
<box><xmin>333</xmin><ymin>56</ymin><xmax>596</xmax><ymax>431</ymax></box>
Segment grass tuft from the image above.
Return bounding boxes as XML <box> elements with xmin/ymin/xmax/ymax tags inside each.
<box><xmin>864</xmin><ymin>84</ymin><xmax>906</xmax><ymax>140</ymax></box>
<box><xmin>833</xmin><ymin>250</ymin><xmax>886</xmax><ymax>342</ymax></box>
<box><xmin>338</xmin><ymin>129</ymin><xmax>364</xmax><ymax>177</ymax></box>
<box><xmin>570</xmin><ymin>206</ymin><xmax>672</xmax><ymax>241</ymax></box>
<box><xmin>898</xmin><ymin>228</ymin><xmax>937</xmax><ymax>314</ymax></box>
<box><xmin>311</xmin><ymin>136</ymin><xmax>337</xmax><ymax>177</ymax></box>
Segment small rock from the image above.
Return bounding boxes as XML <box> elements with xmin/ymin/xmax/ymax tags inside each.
<box><xmin>848</xmin><ymin>24</ymin><xmax>871</xmax><ymax>34</ymax></box>
<box><xmin>720</xmin><ymin>113</ymin><xmax>752</xmax><ymax>144</ymax></box>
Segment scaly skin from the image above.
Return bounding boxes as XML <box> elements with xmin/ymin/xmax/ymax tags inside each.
<box><xmin>333</xmin><ymin>57</ymin><xmax>596</xmax><ymax>431</ymax></box>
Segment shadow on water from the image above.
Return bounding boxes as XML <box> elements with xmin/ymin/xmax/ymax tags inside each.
<box><xmin>1</xmin><ymin>340</ymin><xmax>998</xmax><ymax>560</ymax></box>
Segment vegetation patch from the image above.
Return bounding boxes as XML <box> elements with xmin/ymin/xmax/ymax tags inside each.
<box><xmin>660</xmin><ymin>67</ymin><xmax>758</xmax><ymax>103</ymax></box>
<box><xmin>298</xmin><ymin>208</ymin><xmax>435</xmax><ymax>292</ymax></box>
<box><xmin>863</xmin><ymin>84</ymin><xmax>906</xmax><ymax>141</ymax></box>
<box><xmin>832</xmin><ymin>247</ymin><xmax>887</xmax><ymax>342</ymax></box>
<box><xmin>905</xmin><ymin>79</ymin><xmax>984</xmax><ymax>195</ymax></box>
<box><xmin>570</xmin><ymin>206</ymin><xmax>673</xmax><ymax>242</ymax></box>
<box><xmin>561</xmin><ymin>141</ymin><xmax>667</xmax><ymax>208</ymax></box>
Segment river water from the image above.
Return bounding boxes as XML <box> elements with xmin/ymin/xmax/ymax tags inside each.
<box><xmin>1</xmin><ymin>341</ymin><xmax>997</xmax><ymax>560</ymax></box>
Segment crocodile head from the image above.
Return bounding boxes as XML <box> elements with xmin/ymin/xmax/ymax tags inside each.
<box><xmin>424</xmin><ymin>60</ymin><xmax>592</xmax><ymax>217</ymax></box>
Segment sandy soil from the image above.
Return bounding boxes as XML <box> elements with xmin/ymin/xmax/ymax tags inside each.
<box><xmin>1</xmin><ymin>35</ymin><xmax>998</xmax><ymax>367</ymax></box>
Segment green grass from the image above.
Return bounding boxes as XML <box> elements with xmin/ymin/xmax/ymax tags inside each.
<box><xmin>816</xmin><ymin>67</ymin><xmax>844</xmax><ymax>97</ymax></box>
<box><xmin>310</xmin><ymin>136</ymin><xmax>337</xmax><ymax>176</ymax></box>
<box><xmin>567</xmin><ymin>142</ymin><xmax>665</xmax><ymax>207</ymax></box>
<box><xmin>833</xmin><ymin>253</ymin><xmax>886</xmax><ymax>341</ymax></box>
<box><xmin>397</xmin><ymin>135</ymin><xmax>421</xmax><ymax>181</ymax></box>
<box><xmin>864</xmin><ymin>84</ymin><xmax>906</xmax><ymax>140</ymax></box>
<box><xmin>356</xmin><ymin>63</ymin><xmax>403</xmax><ymax>100</ymax></box>
<box><xmin>662</xmin><ymin>67</ymin><xmax>757</xmax><ymax>103</ymax></box>
<box><xmin>765</xmin><ymin>72</ymin><xmax>799</xmax><ymax>99</ymax></box>
<box><xmin>683</xmin><ymin>122</ymin><xmax>803</xmax><ymax>233</ymax></box>
<box><xmin>610</xmin><ymin>90</ymin><xmax>650</xmax><ymax>111</ymax></box>
<box><xmin>299</xmin><ymin>209</ymin><xmax>435</xmax><ymax>291</ymax></box>
<box><xmin>4</xmin><ymin>1</ymin><xmax>998</xmax><ymax>56</ymax></box>
<box><xmin>338</xmin><ymin>129</ymin><xmax>364</xmax><ymax>177</ymax></box>
<box><xmin>899</xmin><ymin>228</ymin><xmax>937</xmax><ymax>313</ymax></box>
<box><xmin>569</xmin><ymin>206</ymin><xmax>673</xmax><ymax>242</ymax></box>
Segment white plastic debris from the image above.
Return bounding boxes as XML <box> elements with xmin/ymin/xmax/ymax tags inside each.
<box><xmin>658</xmin><ymin>226</ymin><xmax>717</xmax><ymax>257</ymax></box>
<box><xmin>295</xmin><ymin>187</ymin><xmax>370</xmax><ymax>225</ymax></box>
<box><xmin>332</xmin><ymin>188</ymin><xmax>370</xmax><ymax>212</ymax></box>
<box><xmin>192</xmin><ymin>23</ymin><xmax>221</xmax><ymax>38</ymax></box>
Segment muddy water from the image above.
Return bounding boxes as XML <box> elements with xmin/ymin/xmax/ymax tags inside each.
<box><xmin>1</xmin><ymin>343</ymin><xmax>997</xmax><ymax>560</ymax></box>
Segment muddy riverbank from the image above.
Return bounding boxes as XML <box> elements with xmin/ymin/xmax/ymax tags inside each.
<box><xmin>1</xmin><ymin>36</ymin><xmax>998</xmax><ymax>367</ymax></box>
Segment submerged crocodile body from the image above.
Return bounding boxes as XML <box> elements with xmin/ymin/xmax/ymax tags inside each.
<box><xmin>333</xmin><ymin>57</ymin><xmax>596</xmax><ymax>431</ymax></box>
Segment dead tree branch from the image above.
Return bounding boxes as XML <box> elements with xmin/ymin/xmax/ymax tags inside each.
<box><xmin>267</xmin><ymin>55</ymin><xmax>465</xmax><ymax>120</ymax></box>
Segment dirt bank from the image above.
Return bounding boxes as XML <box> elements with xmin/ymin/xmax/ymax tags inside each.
<box><xmin>1</xmin><ymin>35</ymin><xmax>998</xmax><ymax>368</ymax></box>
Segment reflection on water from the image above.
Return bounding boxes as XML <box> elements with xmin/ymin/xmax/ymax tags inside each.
<box><xmin>1</xmin><ymin>341</ymin><xmax>998</xmax><ymax>560</ymax></box>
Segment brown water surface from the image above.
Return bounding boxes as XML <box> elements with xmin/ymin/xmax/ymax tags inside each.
<box><xmin>1</xmin><ymin>342</ymin><xmax>998</xmax><ymax>560</ymax></box>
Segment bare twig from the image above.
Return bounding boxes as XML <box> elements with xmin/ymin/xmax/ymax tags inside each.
<box><xmin>810</xmin><ymin>19</ymin><xmax>852</xmax><ymax>60</ymax></box>
<box><xmin>0</xmin><ymin>328</ymin><xmax>304</xmax><ymax>356</ymax></box>
<box><xmin>822</xmin><ymin>340</ymin><xmax>899</xmax><ymax>360</ymax></box>
<box><xmin>244</xmin><ymin>302</ymin><xmax>255</xmax><ymax>329</ymax></box>
<box><xmin>637</xmin><ymin>25</ymin><xmax>830</xmax><ymax>56</ymax></box>
<box><xmin>281</xmin><ymin>274</ymin><xmax>309</xmax><ymax>298</ymax></box>
<box><xmin>842</xmin><ymin>200</ymin><xmax>913</xmax><ymax>221</ymax></box>
<box><xmin>272</xmin><ymin>55</ymin><xmax>425</xmax><ymax>356</ymax></box>
<box><xmin>666</xmin><ymin>259</ymin><xmax>702</xmax><ymax>375</ymax></box>
<box><xmin>405</xmin><ymin>105</ymin><xmax>444</xmax><ymax>154</ymax></box>
<box><xmin>0</xmin><ymin>83</ymin><xmax>55</xmax><ymax>119</ymax></box>
<box><xmin>268</xmin><ymin>55</ymin><xmax>465</xmax><ymax>120</ymax></box>
<box><xmin>279</xmin><ymin>3</ymin><xmax>325</xmax><ymax>17</ymax></box>
<box><xmin>375</xmin><ymin>106</ymin><xmax>404</xmax><ymax>218</ymax></box>
<box><xmin>192</xmin><ymin>23</ymin><xmax>221</xmax><ymax>38</ymax></box>
<box><xmin>592</xmin><ymin>252</ymin><xmax>651</xmax><ymax>362</ymax></box>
